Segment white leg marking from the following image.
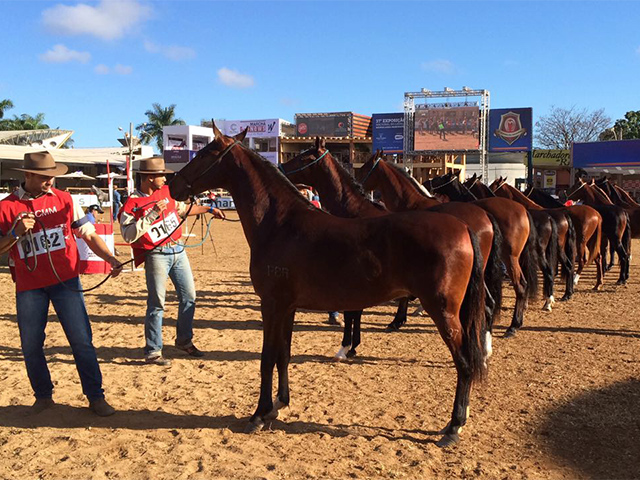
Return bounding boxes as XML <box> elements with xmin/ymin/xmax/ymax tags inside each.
<box><xmin>334</xmin><ymin>345</ymin><xmax>351</xmax><ymax>361</ymax></box>
<box><xmin>573</xmin><ymin>274</ymin><xmax>580</xmax><ymax>286</ymax></box>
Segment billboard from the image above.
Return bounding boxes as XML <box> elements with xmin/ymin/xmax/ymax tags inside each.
<box><xmin>372</xmin><ymin>113</ymin><xmax>404</xmax><ymax>153</ymax></box>
<box><xmin>413</xmin><ymin>105</ymin><xmax>479</xmax><ymax>151</ymax></box>
<box><xmin>573</xmin><ymin>139</ymin><xmax>640</xmax><ymax>168</ymax></box>
<box><xmin>220</xmin><ymin>119</ymin><xmax>284</xmax><ymax>138</ymax></box>
<box><xmin>489</xmin><ymin>108</ymin><xmax>533</xmax><ymax>152</ymax></box>
<box><xmin>296</xmin><ymin>114</ymin><xmax>351</xmax><ymax>137</ymax></box>
<box><xmin>532</xmin><ymin>149</ymin><xmax>570</xmax><ymax>167</ymax></box>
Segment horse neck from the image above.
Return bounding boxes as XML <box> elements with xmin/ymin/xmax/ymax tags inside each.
<box><xmin>313</xmin><ymin>159</ymin><xmax>384</xmax><ymax>218</ymax></box>
<box><xmin>470</xmin><ymin>182</ymin><xmax>494</xmax><ymax>199</ymax></box>
<box><xmin>225</xmin><ymin>150</ymin><xmax>312</xmax><ymax>243</ymax></box>
<box><xmin>440</xmin><ymin>181</ymin><xmax>474</xmax><ymax>202</ymax></box>
<box><xmin>499</xmin><ymin>184</ymin><xmax>543</xmax><ymax>209</ymax></box>
<box><xmin>590</xmin><ymin>185</ymin><xmax>614</xmax><ymax>205</ymax></box>
<box><xmin>615</xmin><ymin>185</ymin><xmax>640</xmax><ymax>207</ymax></box>
<box><xmin>530</xmin><ymin>189</ymin><xmax>563</xmax><ymax>208</ymax></box>
<box><xmin>378</xmin><ymin>163</ymin><xmax>438</xmax><ymax>211</ymax></box>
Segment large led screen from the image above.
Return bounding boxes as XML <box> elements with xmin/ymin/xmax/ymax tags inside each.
<box><xmin>413</xmin><ymin>106</ymin><xmax>479</xmax><ymax>151</ymax></box>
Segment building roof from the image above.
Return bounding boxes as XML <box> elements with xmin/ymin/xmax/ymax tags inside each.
<box><xmin>0</xmin><ymin>145</ymin><xmax>154</xmax><ymax>166</ymax></box>
<box><xmin>0</xmin><ymin>129</ymin><xmax>73</xmax><ymax>148</ymax></box>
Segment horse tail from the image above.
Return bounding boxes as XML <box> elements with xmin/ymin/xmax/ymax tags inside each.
<box><xmin>623</xmin><ymin>211</ymin><xmax>632</xmax><ymax>259</ymax></box>
<box><xmin>484</xmin><ymin>213</ymin><xmax>503</xmax><ymax>331</ymax></box>
<box><xmin>459</xmin><ymin>228</ymin><xmax>489</xmax><ymax>383</ymax></box>
<box><xmin>520</xmin><ymin>210</ymin><xmax>540</xmax><ymax>300</ymax></box>
<box><xmin>563</xmin><ymin>213</ymin><xmax>576</xmax><ymax>278</ymax></box>
<box><xmin>544</xmin><ymin>216</ymin><xmax>559</xmax><ymax>298</ymax></box>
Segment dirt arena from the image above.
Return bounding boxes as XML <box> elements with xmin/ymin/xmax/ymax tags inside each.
<box><xmin>0</xmin><ymin>211</ymin><xmax>638</xmax><ymax>479</ymax></box>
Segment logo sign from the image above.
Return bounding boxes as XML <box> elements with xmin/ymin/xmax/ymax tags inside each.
<box><xmin>221</xmin><ymin>119</ymin><xmax>282</xmax><ymax>138</ymax></box>
<box><xmin>533</xmin><ymin>149</ymin><xmax>570</xmax><ymax>167</ymax></box>
<box><xmin>372</xmin><ymin>113</ymin><xmax>404</xmax><ymax>153</ymax></box>
<box><xmin>298</xmin><ymin>123</ymin><xmax>308</xmax><ymax>134</ymax></box>
<box><xmin>489</xmin><ymin>108</ymin><xmax>532</xmax><ymax>152</ymax></box>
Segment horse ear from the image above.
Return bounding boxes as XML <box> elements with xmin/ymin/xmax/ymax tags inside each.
<box><xmin>212</xmin><ymin>120</ymin><xmax>223</xmax><ymax>139</ymax></box>
<box><xmin>234</xmin><ymin>126</ymin><xmax>249</xmax><ymax>142</ymax></box>
<box><xmin>589</xmin><ymin>178</ymin><xmax>595</xmax><ymax>185</ymax></box>
<box><xmin>471</xmin><ymin>173</ymin><xmax>477</xmax><ymax>180</ymax></box>
<box><xmin>478</xmin><ymin>175</ymin><xmax>483</xmax><ymax>181</ymax></box>
<box><xmin>320</xmin><ymin>137</ymin><xmax>326</xmax><ymax>149</ymax></box>
<box><xmin>315</xmin><ymin>136</ymin><xmax>321</xmax><ymax>149</ymax></box>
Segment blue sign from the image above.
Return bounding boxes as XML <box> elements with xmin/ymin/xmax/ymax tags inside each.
<box><xmin>573</xmin><ymin>139</ymin><xmax>640</xmax><ymax>168</ymax></box>
<box><xmin>372</xmin><ymin>113</ymin><xmax>404</xmax><ymax>153</ymax></box>
<box><xmin>489</xmin><ymin>108</ymin><xmax>532</xmax><ymax>152</ymax></box>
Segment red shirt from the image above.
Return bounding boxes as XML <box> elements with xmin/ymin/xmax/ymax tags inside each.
<box><xmin>0</xmin><ymin>188</ymin><xmax>80</xmax><ymax>291</ymax></box>
<box><xmin>121</xmin><ymin>185</ymin><xmax>183</xmax><ymax>265</ymax></box>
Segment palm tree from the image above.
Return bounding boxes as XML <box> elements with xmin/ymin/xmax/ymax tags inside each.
<box><xmin>0</xmin><ymin>99</ymin><xmax>14</xmax><ymax>120</ymax></box>
<box><xmin>137</xmin><ymin>103</ymin><xmax>185</xmax><ymax>152</ymax></box>
<box><xmin>0</xmin><ymin>113</ymin><xmax>50</xmax><ymax>131</ymax></box>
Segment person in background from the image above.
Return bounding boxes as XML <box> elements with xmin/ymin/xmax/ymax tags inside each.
<box><xmin>0</xmin><ymin>152</ymin><xmax>122</xmax><ymax>416</ymax></box>
<box><xmin>112</xmin><ymin>188</ymin><xmax>122</xmax><ymax>222</ymax></box>
<box><xmin>85</xmin><ymin>204</ymin><xmax>104</xmax><ymax>225</ymax></box>
<box><xmin>120</xmin><ymin>157</ymin><xmax>225</xmax><ymax>366</ymax></box>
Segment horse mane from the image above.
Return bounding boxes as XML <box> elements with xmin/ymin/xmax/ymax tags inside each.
<box><xmin>387</xmin><ymin>162</ymin><xmax>435</xmax><ymax>198</ymax></box>
<box><xmin>589</xmin><ymin>183</ymin><xmax>614</xmax><ymax>204</ymax></box>
<box><xmin>330</xmin><ymin>153</ymin><xmax>388</xmax><ymax>211</ymax></box>
<box><xmin>525</xmin><ymin>186</ymin><xmax>564</xmax><ymax>207</ymax></box>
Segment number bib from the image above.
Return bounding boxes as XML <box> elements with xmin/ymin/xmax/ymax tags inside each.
<box><xmin>146</xmin><ymin>212</ymin><xmax>181</xmax><ymax>244</ymax></box>
<box><xmin>17</xmin><ymin>227</ymin><xmax>66</xmax><ymax>260</ymax></box>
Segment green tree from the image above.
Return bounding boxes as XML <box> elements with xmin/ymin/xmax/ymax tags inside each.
<box><xmin>599</xmin><ymin>110</ymin><xmax>640</xmax><ymax>141</ymax></box>
<box><xmin>0</xmin><ymin>99</ymin><xmax>14</xmax><ymax>119</ymax></box>
<box><xmin>137</xmin><ymin>103</ymin><xmax>185</xmax><ymax>152</ymax></box>
<box><xmin>0</xmin><ymin>113</ymin><xmax>50</xmax><ymax>131</ymax></box>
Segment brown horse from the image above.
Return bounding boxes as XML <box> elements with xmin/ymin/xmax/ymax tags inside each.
<box><xmin>489</xmin><ymin>177</ymin><xmax>574</xmax><ymax>307</ymax></box>
<box><xmin>353</xmin><ymin>152</ymin><xmax>503</xmax><ymax>328</ymax></box>
<box><xmin>169</xmin><ymin>124</ymin><xmax>488</xmax><ymax>447</ymax></box>
<box><xmin>280</xmin><ymin>140</ymin><xmax>391</xmax><ymax>360</ymax></box>
<box><xmin>567</xmin><ymin>179</ymin><xmax>630</xmax><ymax>284</ymax></box>
<box><xmin>524</xmin><ymin>187</ymin><xmax>604</xmax><ymax>291</ymax></box>
<box><xmin>427</xmin><ymin>172</ymin><xmax>539</xmax><ymax>337</ymax></box>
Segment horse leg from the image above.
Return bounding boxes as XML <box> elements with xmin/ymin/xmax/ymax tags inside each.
<box><xmin>574</xmin><ymin>240</ymin><xmax>587</xmax><ymax>287</ymax></box>
<box><xmin>586</xmin><ymin>230</ymin><xmax>603</xmax><ymax>290</ymax></box>
<box><xmin>386</xmin><ymin>296</ymin><xmax>410</xmax><ymax>332</ymax></box>
<box><xmin>265</xmin><ymin>309</ymin><xmax>297</xmax><ymax>422</ymax></box>
<box><xmin>540</xmin><ymin>250</ymin><xmax>555</xmax><ymax>312</ymax></box>
<box><xmin>334</xmin><ymin>311</ymin><xmax>355</xmax><ymax>360</ymax></box>
<box><xmin>347</xmin><ymin>310</ymin><xmax>363</xmax><ymax>358</ymax></box>
<box><xmin>505</xmin><ymin>256</ymin><xmax>527</xmax><ymax>338</ymax></box>
<box><xmin>615</xmin><ymin>242</ymin><xmax>629</xmax><ymax>285</ymax></box>
<box><xmin>247</xmin><ymin>303</ymin><xmax>294</xmax><ymax>432</ymax></box>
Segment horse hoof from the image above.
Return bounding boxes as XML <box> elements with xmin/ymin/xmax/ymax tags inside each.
<box><xmin>333</xmin><ymin>345</ymin><xmax>351</xmax><ymax>361</ymax></box>
<box><xmin>346</xmin><ymin>349</ymin><xmax>357</xmax><ymax>358</ymax></box>
<box><xmin>503</xmin><ymin>328</ymin><xmax>517</xmax><ymax>338</ymax></box>
<box><xmin>264</xmin><ymin>399</ymin><xmax>286</xmax><ymax>420</ymax></box>
<box><xmin>244</xmin><ymin>420</ymin><xmax>264</xmax><ymax>434</ymax></box>
<box><xmin>559</xmin><ymin>295</ymin><xmax>571</xmax><ymax>302</ymax></box>
<box><xmin>438</xmin><ymin>421</ymin><xmax>451</xmax><ymax>435</ymax></box>
<box><xmin>385</xmin><ymin>323</ymin><xmax>401</xmax><ymax>333</ymax></box>
<box><xmin>436</xmin><ymin>433</ymin><xmax>460</xmax><ymax>448</ymax></box>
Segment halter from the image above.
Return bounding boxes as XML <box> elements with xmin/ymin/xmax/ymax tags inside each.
<box><xmin>493</xmin><ymin>179</ymin><xmax>508</xmax><ymax>192</ymax></box>
<box><xmin>568</xmin><ymin>181</ymin><xmax>587</xmax><ymax>199</ymax></box>
<box><xmin>430</xmin><ymin>176</ymin><xmax>456</xmax><ymax>191</ymax></box>
<box><xmin>360</xmin><ymin>156</ymin><xmax>381</xmax><ymax>186</ymax></box>
<box><xmin>174</xmin><ymin>140</ymin><xmax>241</xmax><ymax>197</ymax></box>
<box><xmin>280</xmin><ymin>149</ymin><xmax>329</xmax><ymax>176</ymax></box>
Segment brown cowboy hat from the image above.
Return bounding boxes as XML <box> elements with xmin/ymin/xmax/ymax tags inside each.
<box><xmin>136</xmin><ymin>156</ymin><xmax>171</xmax><ymax>175</ymax></box>
<box><xmin>12</xmin><ymin>151</ymin><xmax>68</xmax><ymax>177</ymax></box>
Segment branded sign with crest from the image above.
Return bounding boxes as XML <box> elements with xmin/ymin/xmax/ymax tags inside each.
<box><xmin>489</xmin><ymin>108</ymin><xmax>532</xmax><ymax>152</ymax></box>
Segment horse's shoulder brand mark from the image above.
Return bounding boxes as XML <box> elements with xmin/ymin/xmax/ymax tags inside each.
<box><xmin>267</xmin><ymin>265</ymin><xmax>289</xmax><ymax>279</ymax></box>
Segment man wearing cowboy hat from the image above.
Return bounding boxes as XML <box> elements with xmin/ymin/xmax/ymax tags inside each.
<box><xmin>0</xmin><ymin>151</ymin><xmax>122</xmax><ymax>416</ymax></box>
<box><xmin>120</xmin><ymin>156</ymin><xmax>225</xmax><ymax>366</ymax></box>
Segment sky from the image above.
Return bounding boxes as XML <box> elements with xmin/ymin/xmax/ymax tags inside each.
<box><xmin>1</xmin><ymin>0</ymin><xmax>639</xmax><ymax>149</ymax></box>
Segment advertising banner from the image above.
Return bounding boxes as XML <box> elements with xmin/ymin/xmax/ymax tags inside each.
<box><xmin>372</xmin><ymin>113</ymin><xmax>404</xmax><ymax>153</ymax></box>
<box><xmin>164</xmin><ymin>150</ymin><xmax>197</xmax><ymax>164</ymax></box>
<box><xmin>221</xmin><ymin>119</ymin><xmax>281</xmax><ymax>138</ymax></box>
<box><xmin>77</xmin><ymin>223</ymin><xmax>114</xmax><ymax>274</ymax></box>
<box><xmin>532</xmin><ymin>149</ymin><xmax>571</xmax><ymax>167</ymax></box>
<box><xmin>296</xmin><ymin>114</ymin><xmax>351</xmax><ymax>137</ymax></box>
<box><xmin>413</xmin><ymin>106</ymin><xmax>479</xmax><ymax>151</ymax></box>
<box><xmin>489</xmin><ymin>108</ymin><xmax>533</xmax><ymax>152</ymax></box>
<box><xmin>573</xmin><ymin>139</ymin><xmax>640</xmax><ymax>168</ymax></box>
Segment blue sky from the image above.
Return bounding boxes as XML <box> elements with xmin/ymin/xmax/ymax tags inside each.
<box><xmin>1</xmin><ymin>0</ymin><xmax>639</xmax><ymax>149</ymax></box>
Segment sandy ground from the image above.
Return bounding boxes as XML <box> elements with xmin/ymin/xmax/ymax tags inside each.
<box><xmin>0</xmin><ymin>211</ymin><xmax>639</xmax><ymax>480</ymax></box>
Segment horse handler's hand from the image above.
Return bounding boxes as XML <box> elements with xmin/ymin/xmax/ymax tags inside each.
<box><xmin>14</xmin><ymin>213</ymin><xmax>35</xmax><ymax>236</ymax></box>
<box><xmin>211</xmin><ymin>207</ymin><xmax>226</xmax><ymax>220</ymax></box>
<box><xmin>107</xmin><ymin>256</ymin><xmax>123</xmax><ymax>278</ymax></box>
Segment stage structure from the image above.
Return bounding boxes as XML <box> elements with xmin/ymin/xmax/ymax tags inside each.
<box><xmin>403</xmin><ymin>87</ymin><xmax>490</xmax><ymax>181</ymax></box>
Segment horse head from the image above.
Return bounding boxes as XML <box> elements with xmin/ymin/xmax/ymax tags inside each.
<box><xmin>279</xmin><ymin>137</ymin><xmax>330</xmax><ymax>185</ymax></box>
<box><xmin>169</xmin><ymin>121</ymin><xmax>248</xmax><ymax>201</ymax></box>
<box><xmin>355</xmin><ymin>149</ymin><xmax>384</xmax><ymax>190</ymax></box>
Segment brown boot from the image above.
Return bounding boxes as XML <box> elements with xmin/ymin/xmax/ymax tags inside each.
<box><xmin>90</xmin><ymin>398</ymin><xmax>115</xmax><ymax>417</ymax></box>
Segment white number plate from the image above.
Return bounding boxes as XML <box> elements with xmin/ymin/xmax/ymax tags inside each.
<box><xmin>147</xmin><ymin>212</ymin><xmax>181</xmax><ymax>244</ymax></box>
<box><xmin>17</xmin><ymin>227</ymin><xmax>66</xmax><ymax>260</ymax></box>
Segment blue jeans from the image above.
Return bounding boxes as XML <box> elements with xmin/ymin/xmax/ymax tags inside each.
<box><xmin>15</xmin><ymin>277</ymin><xmax>104</xmax><ymax>401</ymax></box>
<box><xmin>144</xmin><ymin>245</ymin><xmax>196</xmax><ymax>357</ymax></box>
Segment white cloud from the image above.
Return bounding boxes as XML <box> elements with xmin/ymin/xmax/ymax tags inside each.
<box><xmin>114</xmin><ymin>64</ymin><xmax>133</xmax><ymax>75</ymax></box>
<box><xmin>94</xmin><ymin>64</ymin><xmax>110</xmax><ymax>74</ymax></box>
<box><xmin>217</xmin><ymin>67</ymin><xmax>255</xmax><ymax>89</ymax></box>
<box><xmin>144</xmin><ymin>40</ymin><xmax>196</xmax><ymax>61</ymax></box>
<box><xmin>42</xmin><ymin>0</ymin><xmax>152</xmax><ymax>40</ymax></box>
<box><xmin>280</xmin><ymin>97</ymin><xmax>299</xmax><ymax>107</ymax></box>
<box><xmin>421</xmin><ymin>59</ymin><xmax>457</xmax><ymax>74</ymax></box>
<box><xmin>39</xmin><ymin>44</ymin><xmax>91</xmax><ymax>64</ymax></box>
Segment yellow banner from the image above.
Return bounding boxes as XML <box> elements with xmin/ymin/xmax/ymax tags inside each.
<box><xmin>532</xmin><ymin>149</ymin><xmax>570</xmax><ymax>167</ymax></box>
